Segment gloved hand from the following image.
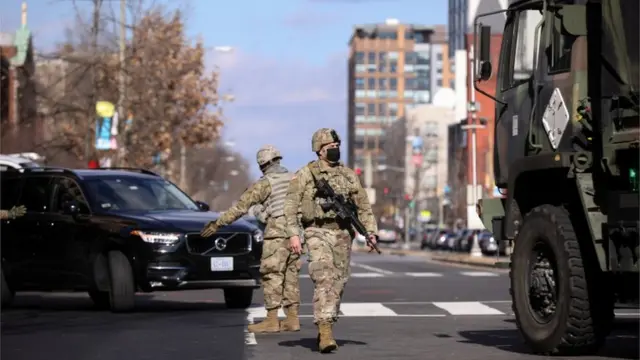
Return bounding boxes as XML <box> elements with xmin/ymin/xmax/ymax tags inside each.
<box><xmin>200</xmin><ymin>221</ymin><xmax>218</xmax><ymax>237</ymax></box>
<box><xmin>8</xmin><ymin>205</ymin><xmax>26</xmax><ymax>219</ymax></box>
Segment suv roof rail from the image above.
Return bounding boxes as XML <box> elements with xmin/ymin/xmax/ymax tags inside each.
<box><xmin>20</xmin><ymin>167</ymin><xmax>75</xmax><ymax>174</ymax></box>
<box><xmin>97</xmin><ymin>167</ymin><xmax>159</xmax><ymax>176</ymax></box>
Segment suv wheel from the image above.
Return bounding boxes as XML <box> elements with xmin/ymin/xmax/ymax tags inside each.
<box><xmin>88</xmin><ymin>289</ymin><xmax>110</xmax><ymax>310</ymax></box>
<box><xmin>1</xmin><ymin>265</ymin><xmax>15</xmax><ymax>309</ymax></box>
<box><xmin>108</xmin><ymin>250</ymin><xmax>136</xmax><ymax>312</ymax></box>
<box><xmin>224</xmin><ymin>288</ymin><xmax>254</xmax><ymax>309</ymax></box>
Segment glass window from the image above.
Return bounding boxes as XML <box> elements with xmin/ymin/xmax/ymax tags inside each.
<box><xmin>548</xmin><ymin>13</ymin><xmax>575</xmax><ymax>73</ymax></box>
<box><xmin>52</xmin><ymin>177</ymin><xmax>90</xmax><ymax>214</ymax></box>
<box><xmin>21</xmin><ymin>177</ymin><xmax>53</xmax><ymax>212</ymax></box>
<box><xmin>355</xmin><ymin>77</ymin><xmax>365</xmax><ymax>90</ymax></box>
<box><xmin>437</xmin><ymin>79</ymin><xmax>443</xmax><ymax>87</ymax></box>
<box><xmin>390</xmin><ymin>63</ymin><xmax>397</xmax><ymax>73</ymax></box>
<box><xmin>417</xmin><ymin>78</ymin><xmax>429</xmax><ymax>90</ymax></box>
<box><xmin>378</xmin><ymin>31</ymin><xmax>397</xmax><ymax>40</ymax></box>
<box><xmin>355</xmin><ymin>103</ymin><xmax>366</xmax><ymax>116</ymax></box>
<box><xmin>405</xmin><ymin>31</ymin><xmax>413</xmax><ymax>40</ymax></box>
<box><xmin>417</xmin><ymin>52</ymin><xmax>429</xmax><ymax>65</ymax></box>
<box><xmin>84</xmin><ymin>177</ymin><xmax>199</xmax><ymax>212</ymax></box>
<box><xmin>377</xmin><ymin>103</ymin><xmax>387</xmax><ymax>114</ymax></box>
<box><xmin>367</xmin><ymin>52</ymin><xmax>376</xmax><ymax>64</ymax></box>
<box><xmin>415</xmin><ymin>90</ymin><xmax>430</xmax><ymax>103</ymax></box>
<box><xmin>355</xmin><ymin>64</ymin><xmax>367</xmax><ymax>73</ymax></box>
<box><xmin>378</xmin><ymin>62</ymin><xmax>387</xmax><ymax>72</ymax></box>
<box><xmin>367</xmin><ymin>103</ymin><xmax>376</xmax><ymax>115</ymax></box>
<box><xmin>378</xmin><ymin>52</ymin><xmax>387</xmax><ymax>63</ymax></box>
<box><xmin>436</xmin><ymin>53</ymin><xmax>443</xmax><ymax>61</ymax></box>
<box><xmin>405</xmin><ymin>77</ymin><xmax>416</xmax><ymax>90</ymax></box>
<box><xmin>378</xmin><ymin>78</ymin><xmax>387</xmax><ymax>90</ymax></box>
<box><xmin>367</xmin><ymin>64</ymin><xmax>377</xmax><ymax>73</ymax></box>
<box><xmin>449</xmin><ymin>79</ymin><xmax>455</xmax><ymax>89</ymax></box>
<box><xmin>389</xmin><ymin>78</ymin><xmax>398</xmax><ymax>90</ymax></box>
<box><xmin>355</xmin><ymin>90</ymin><xmax>366</xmax><ymax>98</ymax></box>
<box><xmin>511</xmin><ymin>10</ymin><xmax>542</xmax><ymax>83</ymax></box>
<box><xmin>387</xmin><ymin>51</ymin><xmax>399</xmax><ymax>60</ymax></box>
<box><xmin>355</xmin><ymin>52</ymin><xmax>365</xmax><ymax>65</ymax></box>
<box><xmin>0</xmin><ymin>177</ymin><xmax>22</xmax><ymax>209</ymax></box>
<box><xmin>414</xmin><ymin>32</ymin><xmax>425</xmax><ymax>44</ymax></box>
<box><xmin>405</xmin><ymin>52</ymin><xmax>416</xmax><ymax>65</ymax></box>
<box><xmin>367</xmin><ymin>78</ymin><xmax>376</xmax><ymax>90</ymax></box>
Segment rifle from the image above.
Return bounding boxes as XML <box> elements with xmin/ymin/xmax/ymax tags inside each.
<box><xmin>313</xmin><ymin>177</ymin><xmax>381</xmax><ymax>254</ymax></box>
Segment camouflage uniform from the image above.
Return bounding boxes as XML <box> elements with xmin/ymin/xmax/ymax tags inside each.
<box><xmin>200</xmin><ymin>145</ymin><xmax>301</xmax><ymax>333</ymax></box>
<box><xmin>0</xmin><ymin>205</ymin><xmax>26</xmax><ymax>220</ymax></box>
<box><xmin>284</xmin><ymin>128</ymin><xmax>377</xmax><ymax>353</ymax></box>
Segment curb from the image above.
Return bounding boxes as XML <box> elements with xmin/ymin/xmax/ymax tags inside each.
<box><xmin>353</xmin><ymin>246</ymin><xmax>511</xmax><ymax>269</ymax></box>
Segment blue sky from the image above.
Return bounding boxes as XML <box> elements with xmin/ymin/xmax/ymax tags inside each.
<box><xmin>2</xmin><ymin>0</ymin><xmax>448</xmax><ymax>179</ymax></box>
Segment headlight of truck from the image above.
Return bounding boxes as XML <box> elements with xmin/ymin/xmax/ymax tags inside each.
<box><xmin>253</xmin><ymin>229</ymin><xmax>263</xmax><ymax>243</ymax></box>
<box><xmin>131</xmin><ymin>230</ymin><xmax>182</xmax><ymax>245</ymax></box>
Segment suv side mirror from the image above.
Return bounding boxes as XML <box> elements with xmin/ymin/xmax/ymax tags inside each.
<box><xmin>477</xmin><ymin>25</ymin><xmax>492</xmax><ymax>81</ymax></box>
<box><xmin>63</xmin><ymin>201</ymin><xmax>80</xmax><ymax>215</ymax></box>
<box><xmin>195</xmin><ymin>201</ymin><xmax>210</xmax><ymax>211</ymax></box>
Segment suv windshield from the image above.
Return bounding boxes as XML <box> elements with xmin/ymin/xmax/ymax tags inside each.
<box><xmin>84</xmin><ymin>176</ymin><xmax>199</xmax><ymax>212</ymax></box>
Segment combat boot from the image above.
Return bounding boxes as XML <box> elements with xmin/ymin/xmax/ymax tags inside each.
<box><xmin>280</xmin><ymin>305</ymin><xmax>300</xmax><ymax>332</ymax></box>
<box><xmin>316</xmin><ymin>321</ymin><xmax>338</xmax><ymax>353</ymax></box>
<box><xmin>247</xmin><ymin>309</ymin><xmax>280</xmax><ymax>333</ymax></box>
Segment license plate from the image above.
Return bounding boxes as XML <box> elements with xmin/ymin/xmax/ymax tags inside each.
<box><xmin>210</xmin><ymin>257</ymin><xmax>234</xmax><ymax>271</ymax></box>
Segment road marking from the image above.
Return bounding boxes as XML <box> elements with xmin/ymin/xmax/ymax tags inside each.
<box><xmin>404</xmin><ymin>272</ymin><xmax>443</xmax><ymax>277</ymax></box>
<box><xmin>433</xmin><ymin>301</ymin><xmax>505</xmax><ymax>315</ymax></box>
<box><xmin>350</xmin><ymin>273</ymin><xmax>384</xmax><ymax>278</ymax></box>
<box><xmin>350</xmin><ymin>262</ymin><xmax>394</xmax><ymax>275</ymax></box>
<box><xmin>460</xmin><ymin>271</ymin><xmax>499</xmax><ymax>277</ymax></box>
<box><xmin>247</xmin><ymin>307</ymin><xmax>286</xmax><ymax>319</ymax></box>
<box><xmin>339</xmin><ymin>302</ymin><xmax>398</xmax><ymax>316</ymax></box>
<box><xmin>615</xmin><ymin>312</ymin><xmax>640</xmax><ymax>317</ymax></box>
<box><xmin>244</xmin><ymin>312</ymin><xmax>257</xmax><ymax>345</ymax></box>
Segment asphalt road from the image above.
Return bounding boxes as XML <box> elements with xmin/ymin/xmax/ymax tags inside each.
<box><xmin>2</xmin><ymin>252</ymin><xmax>638</xmax><ymax>360</ymax></box>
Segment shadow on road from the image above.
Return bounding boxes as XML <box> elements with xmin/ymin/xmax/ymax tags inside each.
<box><xmin>458</xmin><ymin>318</ymin><xmax>639</xmax><ymax>360</ymax></box>
<box><xmin>278</xmin><ymin>338</ymin><xmax>368</xmax><ymax>352</ymax></box>
<box><xmin>1</xmin><ymin>293</ymin><xmax>252</xmax><ymax>336</ymax></box>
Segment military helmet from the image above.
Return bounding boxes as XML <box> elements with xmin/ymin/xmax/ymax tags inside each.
<box><xmin>311</xmin><ymin>128</ymin><xmax>341</xmax><ymax>152</ymax></box>
<box><xmin>256</xmin><ymin>145</ymin><xmax>282</xmax><ymax>166</ymax></box>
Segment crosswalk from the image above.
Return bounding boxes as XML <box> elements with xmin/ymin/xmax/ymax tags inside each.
<box><xmin>298</xmin><ymin>271</ymin><xmax>502</xmax><ymax>279</ymax></box>
<box><xmin>246</xmin><ymin>301</ymin><xmax>640</xmax><ymax>319</ymax></box>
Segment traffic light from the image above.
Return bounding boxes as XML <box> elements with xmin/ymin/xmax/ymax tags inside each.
<box><xmin>355</xmin><ymin>167</ymin><xmax>362</xmax><ymax>176</ymax></box>
<box><xmin>88</xmin><ymin>159</ymin><xmax>99</xmax><ymax>169</ymax></box>
<box><xmin>383</xmin><ymin>187</ymin><xmax>389</xmax><ymax>195</ymax></box>
<box><xmin>404</xmin><ymin>194</ymin><xmax>411</xmax><ymax>201</ymax></box>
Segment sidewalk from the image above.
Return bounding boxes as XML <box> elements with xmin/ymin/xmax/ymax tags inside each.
<box><xmin>352</xmin><ymin>243</ymin><xmax>510</xmax><ymax>269</ymax></box>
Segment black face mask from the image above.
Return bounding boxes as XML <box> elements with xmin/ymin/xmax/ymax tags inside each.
<box><xmin>325</xmin><ymin>147</ymin><xmax>340</xmax><ymax>162</ymax></box>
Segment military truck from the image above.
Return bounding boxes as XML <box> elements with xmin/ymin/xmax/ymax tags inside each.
<box><xmin>473</xmin><ymin>0</ymin><xmax>639</xmax><ymax>355</ymax></box>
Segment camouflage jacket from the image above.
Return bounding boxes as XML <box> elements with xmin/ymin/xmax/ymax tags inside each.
<box><xmin>283</xmin><ymin>159</ymin><xmax>377</xmax><ymax>238</ymax></box>
<box><xmin>214</xmin><ymin>164</ymin><xmax>291</xmax><ymax>239</ymax></box>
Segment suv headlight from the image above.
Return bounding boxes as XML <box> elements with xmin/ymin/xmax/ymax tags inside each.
<box><xmin>253</xmin><ymin>229</ymin><xmax>263</xmax><ymax>243</ymax></box>
<box><xmin>131</xmin><ymin>230</ymin><xmax>182</xmax><ymax>245</ymax></box>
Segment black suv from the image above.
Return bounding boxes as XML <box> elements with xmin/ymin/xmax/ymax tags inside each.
<box><xmin>0</xmin><ymin>167</ymin><xmax>263</xmax><ymax>312</ymax></box>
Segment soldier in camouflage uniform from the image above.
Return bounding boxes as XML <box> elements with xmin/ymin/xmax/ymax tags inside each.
<box><xmin>200</xmin><ymin>145</ymin><xmax>302</xmax><ymax>333</ymax></box>
<box><xmin>284</xmin><ymin>128</ymin><xmax>378</xmax><ymax>354</ymax></box>
<box><xmin>0</xmin><ymin>205</ymin><xmax>26</xmax><ymax>220</ymax></box>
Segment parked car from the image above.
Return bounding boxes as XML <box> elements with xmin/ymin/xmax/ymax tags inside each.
<box><xmin>0</xmin><ymin>167</ymin><xmax>263</xmax><ymax>312</ymax></box>
<box><xmin>478</xmin><ymin>231</ymin><xmax>498</xmax><ymax>255</ymax></box>
<box><xmin>377</xmin><ymin>223</ymin><xmax>398</xmax><ymax>244</ymax></box>
<box><xmin>0</xmin><ymin>153</ymin><xmax>43</xmax><ymax>171</ymax></box>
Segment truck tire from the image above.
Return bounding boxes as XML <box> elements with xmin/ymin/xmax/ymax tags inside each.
<box><xmin>510</xmin><ymin>204</ymin><xmax>612</xmax><ymax>355</ymax></box>
<box><xmin>224</xmin><ymin>288</ymin><xmax>254</xmax><ymax>309</ymax></box>
<box><xmin>1</xmin><ymin>266</ymin><xmax>14</xmax><ymax>309</ymax></box>
<box><xmin>107</xmin><ymin>250</ymin><xmax>136</xmax><ymax>312</ymax></box>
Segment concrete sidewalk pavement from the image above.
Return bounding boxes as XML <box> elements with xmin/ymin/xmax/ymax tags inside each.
<box><xmin>352</xmin><ymin>243</ymin><xmax>510</xmax><ymax>269</ymax></box>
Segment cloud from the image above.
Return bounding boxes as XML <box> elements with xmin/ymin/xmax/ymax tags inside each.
<box><xmin>209</xmin><ymin>50</ymin><xmax>349</xmax><ymax>178</ymax></box>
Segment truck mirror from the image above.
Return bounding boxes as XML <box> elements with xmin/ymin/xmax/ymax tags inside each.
<box><xmin>479</xmin><ymin>25</ymin><xmax>491</xmax><ymax>63</ymax></box>
<box><xmin>477</xmin><ymin>25</ymin><xmax>492</xmax><ymax>81</ymax></box>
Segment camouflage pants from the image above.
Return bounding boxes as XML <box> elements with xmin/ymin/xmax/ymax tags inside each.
<box><xmin>304</xmin><ymin>227</ymin><xmax>352</xmax><ymax>324</ymax></box>
<box><xmin>259</xmin><ymin>237</ymin><xmax>302</xmax><ymax>310</ymax></box>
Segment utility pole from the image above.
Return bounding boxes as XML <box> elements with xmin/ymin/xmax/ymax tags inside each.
<box><xmin>115</xmin><ymin>0</ymin><xmax>126</xmax><ymax>166</ymax></box>
<box><xmin>86</xmin><ymin>0</ymin><xmax>102</xmax><ymax>163</ymax></box>
<box><xmin>179</xmin><ymin>142</ymin><xmax>187</xmax><ymax>190</ymax></box>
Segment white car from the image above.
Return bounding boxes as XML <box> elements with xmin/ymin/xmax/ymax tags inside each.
<box><xmin>0</xmin><ymin>153</ymin><xmax>43</xmax><ymax>171</ymax></box>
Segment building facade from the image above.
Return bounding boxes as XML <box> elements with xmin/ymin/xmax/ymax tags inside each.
<box><xmin>347</xmin><ymin>19</ymin><xmax>454</xmax><ymax>172</ymax></box>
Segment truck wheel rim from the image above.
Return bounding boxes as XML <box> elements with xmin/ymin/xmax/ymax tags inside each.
<box><xmin>527</xmin><ymin>240</ymin><xmax>558</xmax><ymax>324</ymax></box>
